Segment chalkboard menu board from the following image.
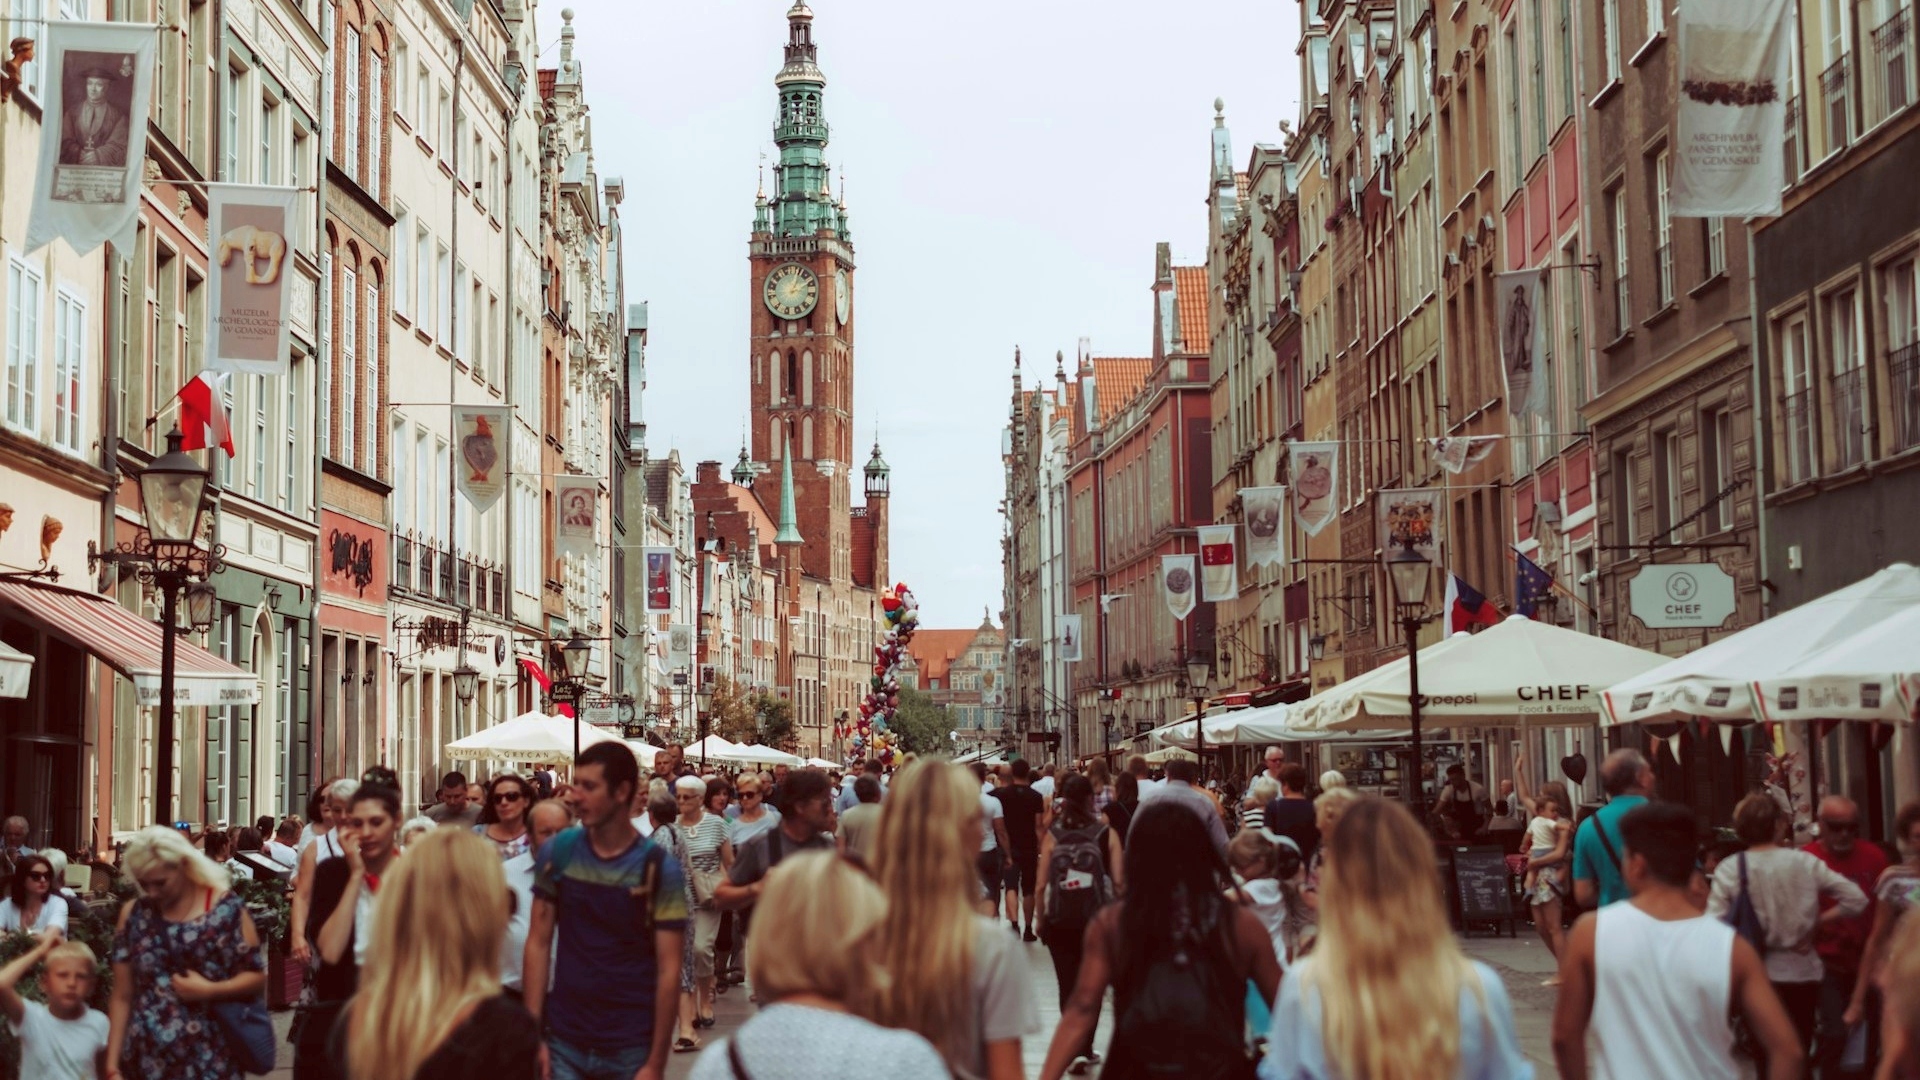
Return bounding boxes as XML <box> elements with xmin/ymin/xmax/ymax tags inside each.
<box><xmin>1449</xmin><ymin>845</ymin><xmax>1515</xmax><ymax>931</ymax></box>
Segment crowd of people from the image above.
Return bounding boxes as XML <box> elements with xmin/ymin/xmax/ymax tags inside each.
<box><xmin>2</xmin><ymin>738</ymin><xmax>1920</xmax><ymax>1079</ymax></box>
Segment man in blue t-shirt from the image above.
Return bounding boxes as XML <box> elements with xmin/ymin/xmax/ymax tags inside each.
<box><xmin>1571</xmin><ymin>748</ymin><xmax>1656</xmax><ymax>910</ymax></box>
<box><xmin>525</xmin><ymin>741</ymin><xmax>688</xmax><ymax>1080</ymax></box>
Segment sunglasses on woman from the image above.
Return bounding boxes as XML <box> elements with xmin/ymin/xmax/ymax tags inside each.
<box><xmin>24</xmin><ymin>871</ymin><xmax>50</xmax><ymax>882</ymax></box>
<box><xmin>494</xmin><ymin>790</ymin><xmax>525</xmax><ymax>804</ymax></box>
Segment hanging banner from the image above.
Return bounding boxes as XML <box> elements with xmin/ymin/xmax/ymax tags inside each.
<box><xmin>27</xmin><ymin>22</ymin><xmax>158</xmax><ymax>256</ymax></box>
<box><xmin>667</xmin><ymin>623</ymin><xmax>693</xmax><ymax>671</ymax></box>
<box><xmin>643</xmin><ymin>546</ymin><xmax>675</xmax><ymax>614</ymax></box>
<box><xmin>1496</xmin><ymin>269</ymin><xmax>1549</xmax><ymax>419</ymax></box>
<box><xmin>206</xmin><ymin>184</ymin><xmax>299</xmax><ymax>375</ymax></box>
<box><xmin>1289</xmin><ymin>442</ymin><xmax>1338</xmax><ymax>536</ymax></box>
<box><xmin>1672</xmin><ymin>0</ymin><xmax>1793</xmax><ymax>217</ymax></box>
<box><xmin>1162</xmin><ymin>554</ymin><xmax>1197</xmax><ymax>622</ymax></box>
<box><xmin>1427</xmin><ymin>436</ymin><xmax>1500</xmax><ymax>475</ymax></box>
<box><xmin>452</xmin><ymin>405</ymin><xmax>510</xmax><ymax>513</ymax></box>
<box><xmin>1377</xmin><ymin>488</ymin><xmax>1443</xmax><ymax>567</ymax></box>
<box><xmin>1057</xmin><ymin>614</ymin><xmax>1083</xmax><ymax>663</ymax></box>
<box><xmin>1198</xmin><ymin>525</ymin><xmax>1240</xmax><ymax>602</ymax></box>
<box><xmin>555</xmin><ymin>476</ymin><xmax>598</xmax><ymax>557</ymax></box>
<box><xmin>1239</xmin><ymin>486</ymin><xmax>1287</xmax><ymax>568</ymax></box>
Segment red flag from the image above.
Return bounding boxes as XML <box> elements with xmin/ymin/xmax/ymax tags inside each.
<box><xmin>1443</xmin><ymin>574</ymin><xmax>1502</xmax><ymax>633</ymax></box>
<box><xmin>518</xmin><ymin>658</ymin><xmax>573</xmax><ymax>718</ymax></box>
<box><xmin>177</xmin><ymin>373</ymin><xmax>234</xmax><ymax>456</ymax></box>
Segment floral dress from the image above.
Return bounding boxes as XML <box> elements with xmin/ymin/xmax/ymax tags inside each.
<box><xmin>111</xmin><ymin>890</ymin><xmax>263</xmax><ymax>1080</ymax></box>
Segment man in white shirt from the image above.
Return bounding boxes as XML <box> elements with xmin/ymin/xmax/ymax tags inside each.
<box><xmin>503</xmin><ymin>798</ymin><xmax>573</xmax><ymax>993</ymax></box>
<box><xmin>267</xmin><ymin>819</ymin><xmax>302</xmax><ymax>869</ymax></box>
<box><xmin>1031</xmin><ymin>763</ymin><xmax>1057</xmax><ymax>802</ymax></box>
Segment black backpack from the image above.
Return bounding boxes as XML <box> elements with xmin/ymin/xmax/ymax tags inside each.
<box><xmin>1103</xmin><ymin>914</ymin><xmax>1255</xmax><ymax>1080</ymax></box>
<box><xmin>1042</xmin><ymin>824</ymin><xmax>1113</xmax><ymax>928</ymax></box>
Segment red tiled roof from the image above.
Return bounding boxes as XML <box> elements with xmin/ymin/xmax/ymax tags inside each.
<box><xmin>1172</xmin><ymin>266</ymin><xmax>1211</xmax><ymax>353</ymax></box>
<box><xmin>1235</xmin><ymin>171</ymin><xmax>1250</xmax><ymax>204</ymax></box>
<box><xmin>538</xmin><ymin>68</ymin><xmax>558</xmax><ymax>100</ymax></box>
<box><xmin>1092</xmin><ymin>358</ymin><xmax>1151</xmax><ymax>421</ymax></box>
<box><xmin>907</xmin><ymin>629</ymin><xmax>978</xmax><ymax>688</ymax></box>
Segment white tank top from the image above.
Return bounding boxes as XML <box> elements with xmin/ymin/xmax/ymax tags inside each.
<box><xmin>1590</xmin><ymin>902</ymin><xmax>1740</xmax><ymax>1080</ymax></box>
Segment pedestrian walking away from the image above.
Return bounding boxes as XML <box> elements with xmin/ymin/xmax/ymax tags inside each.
<box><xmin>688</xmin><ymin>852</ymin><xmax>948</xmax><ymax>1080</ymax></box>
<box><xmin>1033</xmin><ymin>773</ymin><xmax>1123</xmax><ymax>1076</ymax></box>
<box><xmin>990</xmin><ymin>759</ymin><xmax>1049</xmax><ymax>941</ymax></box>
<box><xmin>332</xmin><ymin>828</ymin><xmax>542</xmax><ymax>1080</ymax></box>
<box><xmin>1553</xmin><ymin>801</ymin><xmax>1803</xmax><ymax>1080</ymax></box>
<box><xmin>1262</xmin><ymin>797</ymin><xmax>1530</xmax><ymax>1080</ymax></box>
<box><xmin>873</xmin><ymin>760</ymin><xmax>1040</xmax><ymax>1080</ymax></box>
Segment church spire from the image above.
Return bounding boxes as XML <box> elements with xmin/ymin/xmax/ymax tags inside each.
<box><xmin>774</xmin><ymin>430</ymin><xmax>804</xmax><ymax>547</ymax></box>
<box><xmin>761</xmin><ymin>1</ymin><xmax>846</xmax><ymax>241</ymax></box>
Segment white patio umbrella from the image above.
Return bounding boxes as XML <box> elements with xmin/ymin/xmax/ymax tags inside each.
<box><xmin>1602</xmin><ymin>562</ymin><xmax>1920</xmax><ymax>728</ymax></box>
<box><xmin>1295</xmin><ymin>615</ymin><xmax>1671</xmax><ymax>731</ymax></box>
<box><xmin>803</xmin><ymin>757</ymin><xmax>842</xmax><ymax>770</ymax></box>
<box><xmin>1143</xmin><ymin>744</ymin><xmax>1198</xmax><ymax>764</ymax></box>
<box><xmin>445</xmin><ymin>710</ymin><xmax>620</xmax><ymax>765</ymax></box>
<box><xmin>625</xmin><ymin>740</ymin><xmax>667</xmax><ymax>768</ymax></box>
<box><xmin>0</xmin><ymin>639</ymin><xmax>32</xmax><ymax>699</ymax></box>
<box><xmin>726</xmin><ymin>743</ymin><xmax>806</xmax><ymax>767</ymax></box>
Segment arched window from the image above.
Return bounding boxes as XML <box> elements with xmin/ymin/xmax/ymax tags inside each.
<box><xmin>801</xmin><ymin>351</ymin><xmax>813</xmax><ymax>406</ymax></box>
<box><xmin>770</xmin><ymin>418</ymin><xmax>783</xmax><ymax>458</ymax></box>
<box><xmin>802</xmin><ymin>416</ymin><xmax>814</xmax><ymax>459</ymax></box>
<box><xmin>786</xmin><ymin>350</ymin><xmax>798</xmax><ymax>400</ymax></box>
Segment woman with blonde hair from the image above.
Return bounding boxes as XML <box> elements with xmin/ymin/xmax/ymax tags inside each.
<box><xmin>335</xmin><ymin>828</ymin><xmax>539</xmax><ymax>1080</ymax></box>
<box><xmin>872</xmin><ymin>759</ymin><xmax>1039</xmax><ymax>1080</ymax></box>
<box><xmin>690</xmin><ymin>852</ymin><xmax>946</xmax><ymax>1079</ymax></box>
<box><xmin>1260</xmin><ymin>797</ymin><xmax>1530</xmax><ymax>1080</ymax></box>
<box><xmin>106</xmin><ymin>826</ymin><xmax>266</xmax><ymax>1080</ymax></box>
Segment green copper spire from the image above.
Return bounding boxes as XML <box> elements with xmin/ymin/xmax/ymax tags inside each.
<box><xmin>761</xmin><ymin>1</ymin><xmax>849</xmax><ymax>241</ymax></box>
<box><xmin>774</xmin><ymin>432</ymin><xmax>803</xmax><ymax>546</ymax></box>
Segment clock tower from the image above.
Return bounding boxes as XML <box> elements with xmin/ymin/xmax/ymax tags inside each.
<box><xmin>750</xmin><ymin>0</ymin><xmax>855</xmax><ymax>583</ymax></box>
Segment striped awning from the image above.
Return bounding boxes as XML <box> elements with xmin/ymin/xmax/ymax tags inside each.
<box><xmin>0</xmin><ymin>582</ymin><xmax>260</xmax><ymax>707</ymax></box>
<box><xmin>0</xmin><ymin>639</ymin><xmax>32</xmax><ymax>700</ymax></box>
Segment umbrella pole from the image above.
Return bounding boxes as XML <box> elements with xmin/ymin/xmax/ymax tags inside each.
<box><xmin>1405</xmin><ymin>612</ymin><xmax>1425</xmax><ymax>824</ymax></box>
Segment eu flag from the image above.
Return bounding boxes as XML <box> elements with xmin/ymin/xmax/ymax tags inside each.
<box><xmin>1515</xmin><ymin>550</ymin><xmax>1555</xmax><ymax>619</ymax></box>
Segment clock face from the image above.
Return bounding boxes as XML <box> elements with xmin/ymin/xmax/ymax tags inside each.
<box><xmin>763</xmin><ymin>263</ymin><xmax>819</xmax><ymax>319</ymax></box>
<box><xmin>834</xmin><ymin>268</ymin><xmax>851</xmax><ymax>325</ymax></box>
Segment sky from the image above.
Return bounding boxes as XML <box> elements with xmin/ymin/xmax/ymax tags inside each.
<box><xmin>538</xmin><ymin>0</ymin><xmax>1302</xmax><ymax>629</ymax></box>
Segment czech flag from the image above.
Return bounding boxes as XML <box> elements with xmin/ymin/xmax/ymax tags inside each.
<box><xmin>1444</xmin><ymin>574</ymin><xmax>1502</xmax><ymax>633</ymax></box>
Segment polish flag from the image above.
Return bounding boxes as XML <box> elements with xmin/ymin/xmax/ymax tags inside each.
<box><xmin>177</xmin><ymin>373</ymin><xmax>234</xmax><ymax>457</ymax></box>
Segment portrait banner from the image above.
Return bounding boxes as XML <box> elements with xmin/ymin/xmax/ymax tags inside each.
<box><xmin>643</xmin><ymin>546</ymin><xmax>675</xmax><ymax>614</ymax></box>
<box><xmin>1239</xmin><ymin>486</ymin><xmax>1287</xmax><ymax>568</ymax></box>
<box><xmin>1288</xmin><ymin>442</ymin><xmax>1339</xmax><ymax>537</ymax></box>
<box><xmin>452</xmin><ymin>405</ymin><xmax>511</xmax><ymax>513</ymax></box>
<box><xmin>1162</xmin><ymin>554</ymin><xmax>1198</xmax><ymax>622</ymax></box>
<box><xmin>555</xmin><ymin>476</ymin><xmax>598</xmax><ymax>557</ymax></box>
<box><xmin>1672</xmin><ymin>0</ymin><xmax>1793</xmax><ymax>217</ymax></box>
<box><xmin>1427</xmin><ymin>436</ymin><xmax>1500</xmax><ymax>475</ymax></box>
<box><xmin>1496</xmin><ymin>269</ymin><xmax>1549</xmax><ymax>419</ymax></box>
<box><xmin>667</xmin><ymin>624</ymin><xmax>694</xmax><ymax>671</ymax></box>
<box><xmin>1198</xmin><ymin>525</ymin><xmax>1240</xmax><ymax>603</ymax></box>
<box><xmin>27</xmin><ymin>22</ymin><xmax>158</xmax><ymax>256</ymax></box>
<box><xmin>1377</xmin><ymin>488</ymin><xmax>1443</xmax><ymax>568</ymax></box>
<box><xmin>207</xmin><ymin>184</ymin><xmax>300</xmax><ymax>375</ymax></box>
<box><xmin>1057</xmin><ymin>614</ymin><xmax>1083</xmax><ymax>664</ymax></box>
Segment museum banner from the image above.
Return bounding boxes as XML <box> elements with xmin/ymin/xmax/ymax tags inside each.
<box><xmin>1288</xmin><ymin>442</ymin><xmax>1339</xmax><ymax>537</ymax></box>
<box><xmin>555</xmin><ymin>475</ymin><xmax>598</xmax><ymax>557</ymax></box>
<box><xmin>1162</xmin><ymin>554</ymin><xmax>1197</xmax><ymax>622</ymax></box>
<box><xmin>452</xmin><ymin>406</ymin><xmax>511</xmax><ymax>513</ymax></box>
<box><xmin>1496</xmin><ymin>269</ymin><xmax>1549</xmax><ymax>419</ymax></box>
<box><xmin>643</xmin><ymin>546</ymin><xmax>675</xmax><ymax>614</ymax></box>
<box><xmin>1377</xmin><ymin>488</ymin><xmax>1444</xmax><ymax>569</ymax></box>
<box><xmin>1057</xmin><ymin>614</ymin><xmax>1083</xmax><ymax>663</ymax></box>
<box><xmin>27</xmin><ymin>21</ymin><xmax>157</xmax><ymax>256</ymax></box>
<box><xmin>207</xmin><ymin>185</ymin><xmax>300</xmax><ymax>375</ymax></box>
<box><xmin>1672</xmin><ymin>0</ymin><xmax>1793</xmax><ymax>217</ymax></box>
<box><xmin>1239</xmin><ymin>486</ymin><xmax>1287</xmax><ymax>568</ymax></box>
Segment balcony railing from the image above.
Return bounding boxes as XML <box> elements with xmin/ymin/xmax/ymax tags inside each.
<box><xmin>1868</xmin><ymin>8</ymin><xmax>1914</xmax><ymax>129</ymax></box>
<box><xmin>1615</xmin><ymin>273</ymin><xmax>1632</xmax><ymax>336</ymax></box>
<box><xmin>1782</xmin><ymin>387</ymin><xmax>1819</xmax><ymax>484</ymax></box>
<box><xmin>1892</xmin><ymin>342</ymin><xmax>1920</xmax><ymax>452</ymax></box>
<box><xmin>1831</xmin><ymin>366</ymin><xmax>1869</xmax><ymax>471</ymax></box>
<box><xmin>1823</xmin><ymin>53</ymin><xmax>1854</xmax><ymax>156</ymax></box>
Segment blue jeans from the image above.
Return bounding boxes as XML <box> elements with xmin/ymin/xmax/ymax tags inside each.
<box><xmin>549</xmin><ymin>1036</ymin><xmax>652</xmax><ymax>1080</ymax></box>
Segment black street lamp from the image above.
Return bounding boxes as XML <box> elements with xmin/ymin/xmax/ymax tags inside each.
<box><xmin>90</xmin><ymin>427</ymin><xmax>224</xmax><ymax>823</ymax></box>
<box><xmin>1308</xmin><ymin>633</ymin><xmax>1327</xmax><ymax>663</ymax></box>
<box><xmin>1100</xmin><ymin>711</ymin><xmax>1114</xmax><ymax>758</ymax></box>
<box><xmin>452</xmin><ymin>661</ymin><xmax>479</xmax><ymax>708</ymax></box>
<box><xmin>696</xmin><ymin>680</ymin><xmax>715</xmax><ymax>770</ymax></box>
<box><xmin>552</xmin><ymin>632</ymin><xmax>594</xmax><ymax>760</ymax></box>
<box><xmin>1385</xmin><ymin>540</ymin><xmax>1434</xmax><ymax>821</ymax></box>
<box><xmin>1185</xmin><ymin>656</ymin><xmax>1211</xmax><ymax>766</ymax></box>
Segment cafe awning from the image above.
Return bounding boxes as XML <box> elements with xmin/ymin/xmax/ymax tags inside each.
<box><xmin>0</xmin><ymin>639</ymin><xmax>33</xmax><ymax>699</ymax></box>
<box><xmin>0</xmin><ymin>581</ymin><xmax>260</xmax><ymax>707</ymax></box>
